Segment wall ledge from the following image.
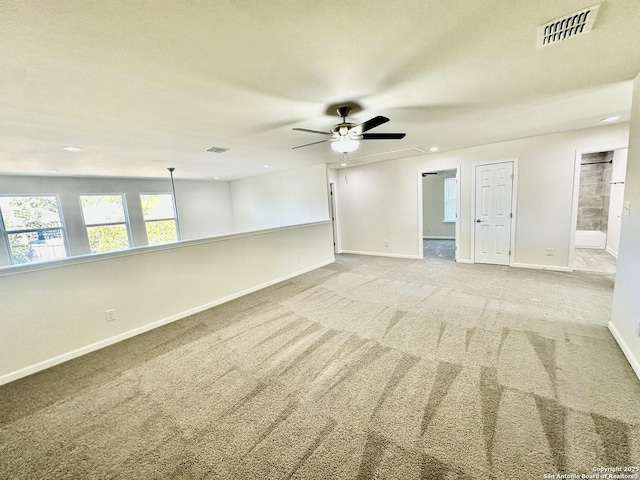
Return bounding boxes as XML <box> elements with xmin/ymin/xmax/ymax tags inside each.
<box><xmin>0</xmin><ymin>220</ymin><xmax>330</xmax><ymax>278</ymax></box>
<box><xmin>0</xmin><ymin>257</ymin><xmax>334</xmax><ymax>386</ymax></box>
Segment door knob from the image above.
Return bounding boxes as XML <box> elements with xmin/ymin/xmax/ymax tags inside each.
<box><xmin>476</xmin><ymin>219</ymin><xmax>482</xmax><ymax>223</ymax></box>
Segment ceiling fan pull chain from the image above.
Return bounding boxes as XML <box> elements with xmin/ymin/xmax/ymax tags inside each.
<box><xmin>344</xmin><ymin>152</ymin><xmax>349</xmax><ymax>184</ymax></box>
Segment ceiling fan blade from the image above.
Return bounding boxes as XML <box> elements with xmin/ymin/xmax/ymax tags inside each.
<box><xmin>361</xmin><ymin>133</ymin><xmax>406</xmax><ymax>140</ymax></box>
<box><xmin>350</xmin><ymin>115</ymin><xmax>389</xmax><ymax>135</ymax></box>
<box><xmin>292</xmin><ymin>139</ymin><xmax>330</xmax><ymax>149</ymax></box>
<box><xmin>292</xmin><ymin>128</ymin><xmax>332</xmax><ymax>136</ymax></box>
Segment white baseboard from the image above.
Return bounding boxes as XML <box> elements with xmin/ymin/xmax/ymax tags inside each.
<box><xmin>606</xmin><ymin>246</ymin><xmax>618</xmax><ymax>258</ymax></box>
<box><xmin>608</xmin><ymin>321</ymin><xmax>640</xmax><ymax>382</ymax></box>
<box><xmin>338</xmin><ymin>250</ymin><xmax>422</xmax><ymax>260</ymax></box>
<box><xmin>0</xmin><ymin>259</ymin><xmax>334</xmax><ymax>387</ymax></box>
<box><xmin>511</xmin><ymin>262</ymin><xmax>571</xmax><ymax>272</ymax></box>
<box><xmin>456</xmin><ymin>258</ymin><xmax>473</xmax><ymax>264</ymax></box>
<box><xmin>423</xmin><ymin>236</ymin><xmax>455</xmax><ymax>240</ymax></box>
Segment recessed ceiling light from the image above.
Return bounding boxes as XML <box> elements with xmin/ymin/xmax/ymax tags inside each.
<box><xmin>601</xmin><ymin>116</ymin><xmax>620</xmax><ymax>123</ymax></box>
<box><xmin>214</xmin><ymin>176</ymin><xmax>220</xmax><ymax>180</ymax></box>
<box><xmin>341</xmin><ymin>163</ymin><xmax>347</xmax><ymax>167</ymax></box>
<box><xmin>263</xmin><ymin>164</ymin><xmax>270</xmax><ymax>168</ymax></box>
<box><xmin>47</xmin><ymin>169</ymin><xmax>59</xmax><ymax>174</ymax></box>
<box><xmin>429</xmin><ymin>146</ymin><xmax>439</xmax><ymax>152</ymax></box>
<box><xmin>62</xmin><ymin>146</ymin><xmax>82</xmax><ymax>152</ymax></box>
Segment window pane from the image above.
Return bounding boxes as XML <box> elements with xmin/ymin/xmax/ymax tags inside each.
<box><xmin>8</xmin><ymin>229</ymin><xmax>67</xmax><ymax>264</ymax></box>
<box><xmin>86</xmin><ymin>225</ymin><xmax>130</xmax><ymax>253</ymax></box>
<box><xmin>80</xmin><ymin>195</ymin><xmax>126</xmax><ymax>224</ymax></box>
<box><xmin>0</xmin><ymin>196</ymin><xmax>63</xmax><ymax>230</ymax></box>
<box><xmin>444</xmin><ymin>177</ymin><xmax>456</xmax><ymax>222</ymax></box>
<box><xmin>141</xmin><ymin>194</ymin><xmax>175</xmax><ymax>220</ymax></box>
<box><xmin>145</xmin><ymin>220</ymin><xmax>177</xmax><ymax>245</ymax></box>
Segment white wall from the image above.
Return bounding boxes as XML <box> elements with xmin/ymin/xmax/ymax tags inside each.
<box><xmin>173</xmin><ymin>179</ymin><xmax>234</xmax><ymax>240</ymax></box>
<box><xmin>0</xmin><ymin>221</ymin><xmax>335</xmax><ymax>384</ymax></box>
<box><xmin>0</xmin><ymin>175</ymin><xmax>234</xmax><ymax>266</ymax></box>
<box><xmin>423</xmin><ymin>170</ymin><xmax>456</xmax><ymax>238</ymax></box>
<box><xmin>610</xmin><ymin>73</ymin><xmax>640</xmax><ymax>380</ymax></box>
<box><xmin>231</xmin><ymin>163</ymin><xmax>330</xmax><ymax>231</ymax></box>
<box><xmin>336</xmin><ymin>123</ymin><xmax>629</xmax><ymax>268</ymax></box>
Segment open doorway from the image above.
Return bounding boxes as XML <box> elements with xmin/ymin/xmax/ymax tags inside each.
<box><xmin>572</xmin><ymin>148</ymin><xmax>627</xmax><ymax>274</ymax></box>
<box><xmin>420</xmin><ymin>168</ymin><xmax>458</xmax><ymax>261</ymax></box>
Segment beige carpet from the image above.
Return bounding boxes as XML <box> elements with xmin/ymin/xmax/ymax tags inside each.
<box><xmin>1</xmin><ymin>254</ymin><xmax>639</xmax><ymax>479</ymax></box>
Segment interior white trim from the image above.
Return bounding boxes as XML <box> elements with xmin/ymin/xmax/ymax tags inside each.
<box><xmin>0</xmin><ymin>258</ymin><xmax>334</xmax><ymax>387</ymax></box>
<box><xmin>329</xmin><ymin>181</ymin><xmax>339</xmax><ymax>254</ymax></box>
<box><xmin>339</xmin><ymin>250</ymin><xmax>422</xmax><ymax>260</ymax></box>
<box><xmin>608</xmin><ymin>321</ymin><xmax>640</xmax><ymax>382</ymax></box>
<box><xmin>569</xmin><ymin>144</ymin><xmax>628</xmax><ymax>271</ymax></box>
<box><xmin>417</xmin><ymin>165</ymin><xmax>461</xmax><ymax>261</ymax></box>
<box><xmin>423</xmin><ymin>236</ymin><xmax>455</xmax><ymax>240</ymax></box>
<box><xmin>511</xmin><ymin>262</ymin><xmax>571</xmax><ymax>272</ymax></box>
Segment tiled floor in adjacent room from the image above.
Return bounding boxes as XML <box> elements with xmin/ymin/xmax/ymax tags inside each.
<box><xmin>574</xmin><ymin>248</ymin><xmax>617</xmax><ymax>275</ymax></box>
<box><xmin>422</xmin><ymin>239</ymin><xmax>455</xmax><ymax>260</ymax></box>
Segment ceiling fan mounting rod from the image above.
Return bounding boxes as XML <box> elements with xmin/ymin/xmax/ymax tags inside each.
<box><xmin>337</xmin><ymin>106</ymin><xmax>351</xmax><ymax>123</ymax></box>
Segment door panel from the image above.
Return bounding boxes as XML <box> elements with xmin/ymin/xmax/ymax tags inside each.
<box><xmin>474</xmin><ymin>162</ymin><xmax>514</xmax><ymax>265</ymax></box>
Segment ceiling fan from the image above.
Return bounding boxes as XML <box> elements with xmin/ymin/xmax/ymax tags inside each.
<box><xmin>292</xmin><ymin>106</ymin><xmax>406</xmax><ymax>153</ymax></box>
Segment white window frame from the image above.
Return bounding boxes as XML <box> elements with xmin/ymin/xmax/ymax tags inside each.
<box><xmin>0</xmin><ymin>194</ymin><xmax>68</xmax><ymax>265</ymax></box>
<box><xmin>443</xmin><ymin>177</ymin><xmax>457</xmax><ymax>223</ymax></box>
<box><xmin>139</xmin><ymin>193</ymin><xmax>178</xmax><ymax>245</ymax></box>
<box><xmin>79</xmin><ymin>193</ymin><xmax>132</xmax><ymax>253</ymax></box>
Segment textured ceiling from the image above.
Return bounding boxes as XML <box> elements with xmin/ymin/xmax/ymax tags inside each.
<box><xmin>0</xmin><ymin>0</ymin><xmax>639</xmax><ymax>180</ymax></box>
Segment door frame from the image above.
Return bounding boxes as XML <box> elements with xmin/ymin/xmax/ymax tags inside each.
<box><xmin>329</xmin><ymin>182</ymin><xmax>339</xmax><ymax>254</ymax></box>
<box><xmin>417</xmin><ymin>165</ymin><xmax>461</xmax><ymax>261</ymax></box>
<box><xmin>470</xmin><ymin>158</ymin><xmax>518</xmax><ymax>265</ymax></box>
<box><xmin>569</xmin><ymin>144</ymin><xmax>627</xmax><ymax>271</ymax></box>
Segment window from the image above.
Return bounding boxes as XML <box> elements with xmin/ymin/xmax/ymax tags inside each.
<box><xmin>80</xmin><ymin>194</ymin><xmax>131</xmax><ymax>253</ymax></box>
<box><xmin>444</xmin><ymin>177</ymin><xmax>457</xmax><ymax>223</ymax></box>
<box><xmin>0</xmin><ymin>195</ymin><xmax>68</xmax><ymax>264</ymax></box>
<box><xmin>140</xmin><ymin>194</ymin><xmax>178</xmax><ymax>245</ymax></box>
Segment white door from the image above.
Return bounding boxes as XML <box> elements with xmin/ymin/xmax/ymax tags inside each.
<box><xmin>474</xmin><ymin>162</ymin><xmax>514</xmax><ymax>265</ymax></box>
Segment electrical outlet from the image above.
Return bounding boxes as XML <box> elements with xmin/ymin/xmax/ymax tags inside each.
<box><xmin>105</xmin><ymin>309</ymin><xmax>116</xmax><ymax>322</ymax></box>
<box><xmin>384</xmin><ymin>240</ymin><xmax>390</xmax><ymax>247</ymax></box>
<box><xmin>297</xmin><ymin>255</ymin><xmax>301</xmax><ymax>263</ymax></box>
<box><xmin>547</xmin><ymin>248</ymin><xmax>553</xmax><ymax>256</ymax></box>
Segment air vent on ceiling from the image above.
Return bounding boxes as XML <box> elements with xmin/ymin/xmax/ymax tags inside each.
<box><xmin>537</xmin><ymin>5</ymin><xmax>600</xmax><ymax>48</ymax></box>
<box><xmin>206</xmin><ymin>146</ymin><xmax>229</xmax><ymax>153</ymax></box>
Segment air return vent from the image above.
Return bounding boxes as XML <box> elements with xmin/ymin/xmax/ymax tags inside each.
<box><xmin>537</xmin><ymin>5</ymin><xmax>600</xmax><ymax>48</ymax></box>
<box><xmin>206</xmin><ymin>146</ymin><xmax>229</xmax><ymax>153</ymax></box>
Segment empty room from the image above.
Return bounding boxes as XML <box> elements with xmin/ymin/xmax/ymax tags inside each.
<box><xmin>1</xmin><ymin>1</ymin><xmax>640</xmax><ymax>479</ymax></box>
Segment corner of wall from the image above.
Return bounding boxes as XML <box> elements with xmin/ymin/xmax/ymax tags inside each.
<box><xmin>609</xmin><ymin>72</ymin><xmax>640</xmax><ymax>381</ymax></box>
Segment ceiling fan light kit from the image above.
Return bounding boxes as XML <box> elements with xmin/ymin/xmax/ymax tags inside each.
<box><xmin>331</xmin><ymin>136</ymin><xmax>359</xmax><ymax>153</ymax></box>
